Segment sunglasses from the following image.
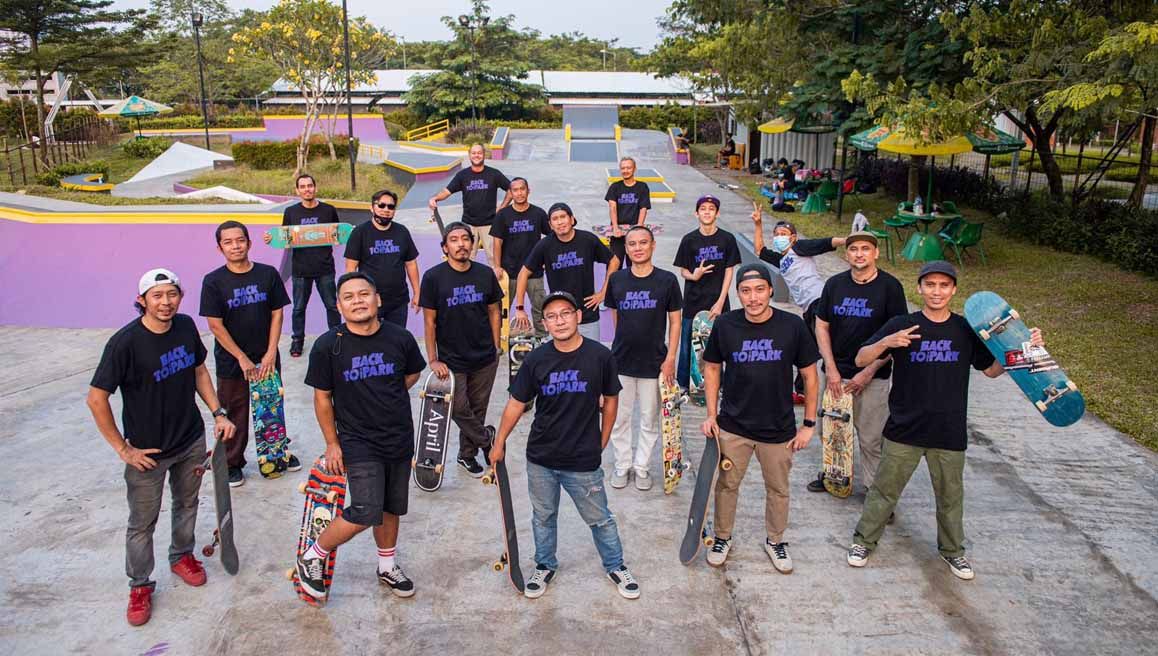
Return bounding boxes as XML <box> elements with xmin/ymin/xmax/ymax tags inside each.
<box><xmin>375</xmin><ymin>202</ymin><xmax>396</xmax><ymax>209</ymax></box>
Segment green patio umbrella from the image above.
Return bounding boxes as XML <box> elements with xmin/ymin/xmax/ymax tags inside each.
<box><xmin>99</xmin><ymin>95</ymin><xmax>174</xmax><ymax>137</ymax></box>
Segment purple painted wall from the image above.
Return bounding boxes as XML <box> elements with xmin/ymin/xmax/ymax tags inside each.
<box><xmin>229</xmin><ymin>115</ymin><xmax>391</xmax><ymax>143</ymax></box>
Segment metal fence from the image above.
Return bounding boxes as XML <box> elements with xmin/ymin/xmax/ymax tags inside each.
<box><xmin>0</xmin><ymin>116</ymin><xmax>120</xmax><ymax>188</ymax></box>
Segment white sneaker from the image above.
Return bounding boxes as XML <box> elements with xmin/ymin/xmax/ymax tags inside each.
<box><xmin>607</xmin><ymin>566</ymin><xmax>640</xmax><ymax>599</ymax></box>
<box><xmin>634</xmin><ymin>469</ymin><xmax>652</xmax><ymax>491</ymax></box>
<box><xmin>942</xmin><ymin>554</ymin><xmax>976</xmax><ymax>581</ymax></box>
<box><xmin>524</xmin><ymin>565</ymin><xmax>555</xmax><ymax>599</ymax></box>
<box><xmin>847</xmin><ymin>543</ymin><xmax>870</xmax><ymax>567</ymax></box>
<box><xmin>765</xmin><ymin>540</ymin><xmax>793</xmax><ymax>573</ymax></box>
<box><xmin>610</xmin><ymin>468</ymin><xmax>630</xmax><ymax>489</ymax></box>
<box><xmin>706</xmin><ymin>536</ymin><xmax>731</xmax><ymax>567</ymax></box>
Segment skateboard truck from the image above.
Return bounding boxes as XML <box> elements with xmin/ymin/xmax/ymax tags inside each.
<box><xmin>821</xmin><ymin>409</ymin><xmax>851</xmax><ymax>422</ymax></box>
<box><xmin>1035</xmin><ymin>381</ymin><xmax>1078</xmax><ymax>412</ymax></box>
<box><xmin>978</xmin><ymin>308</ymin><xmax>1020</xmax><ymax>341</ymax></box>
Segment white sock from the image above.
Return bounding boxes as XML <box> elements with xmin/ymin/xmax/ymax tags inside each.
<box><xmin>378</xmin><ymin>547</ymin><xmax>396</xmax><ymax>572</ymax></box>
<box><xmin>306</xmin><ymin>542</ymin><xmax>329</xmax><ymax>560</ymax></box>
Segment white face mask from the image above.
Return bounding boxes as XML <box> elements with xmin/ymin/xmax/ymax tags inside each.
<box><xmin>772</xmin><ymin>235</ymin><xmax>792</xmax><ymax>253</ymax></box>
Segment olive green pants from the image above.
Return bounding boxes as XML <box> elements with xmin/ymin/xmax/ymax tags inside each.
<box><xmin>853</xmin><ymin>438</ymin><xmax>967</xmax><ymax>558</ymax></box>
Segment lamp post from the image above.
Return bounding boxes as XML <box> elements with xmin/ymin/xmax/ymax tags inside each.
<box><xmin>457</xmin><ymin>14</ymin><xmax>488</xmax><ymax>123</ymax></box>
<box><xmin>340</xmin><ymin>0</ymin><xmax>356</xmax><ymax>191</ymax></box>
<box><xmin>191</xmin><ymin>12</ymin><xmax>211</xmax><ymax>151</ymax></box>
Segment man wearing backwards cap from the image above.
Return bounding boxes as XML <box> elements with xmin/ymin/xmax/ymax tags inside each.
<box><xmin>87</xmin><ymin>268</ymin><xmax>237</xmax><ymax>627</ymax></box>
<box><xmin>805</xmin><ymin>231</ymin><xmax>908</xmax><ymax>497</ymax></box>
<box><xmin>700</xmin><ymin>263</ymin><xmax>820</xmax><ymax>573</ymax></box>
<box><xmin>513</xmin><ymin>202</ymin><xmax>619</xmax><ymax>341</ymax></box>
<box><xmin>491</xmin><ymin>291</ymin><xmax>641</xmax><ymax>601</ymax></box>
<box><xmin>846</xmin><ymin>261</ymin><xmax>1045</xmax><ymax>581</ymax></box>
<box><xmin>672</xmin><ymin>194</ymin><xmax>741</xmax><ymax>392</ymax></box>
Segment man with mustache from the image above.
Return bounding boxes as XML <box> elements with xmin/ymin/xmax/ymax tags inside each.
<box><xmin>429</xmin><ymin>143</ymin><xmax>512</xmax><ymax>260</ymax></box>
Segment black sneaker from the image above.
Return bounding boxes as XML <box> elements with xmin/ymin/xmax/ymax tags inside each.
<box><xmin>295</xmin><ymin>553</ymin><xmax>327</xmax><ymax>598</ymax></box>
<box><xmin>457</xmin><ymin>456</ymin><xmax>485</xmax><ymax>478</ymax></box>
<box><xmin>286</xmin><ymin>454</ymin><xmax>302</xmax><ymax>472</ymax></box>
<box><xmin>377</xmin><ymin>564</ymin><xmax>416</xmax><ymax>598</ymax></box>
<box><xmin>228</xmin><ymin>467</ymin><xmax>245</xmax><ymax>488</ymax></box>
<box><xmin>806</xmin><ymin>473</ymin><xmax>826</xmax><ymax>493</ymax></box>
<box><xmin>607</xmin><ymin>566</ymin><xmax>641</xmax><ymax>599</ymax></box>
<box><xmin>524</xmin><ymin>564</ymin><xmax>556</xmax><ymax>599</ymax></box>
<box><xmin>290</xmin><ymin>339</ymin><xmax>304</xmax><ymax>358</ymax></box>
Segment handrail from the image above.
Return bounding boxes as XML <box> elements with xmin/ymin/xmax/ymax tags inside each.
<box><xmin>405</xmin><ymin>119</ymin><xmax>450</xmax><ymax>142</ymax></box>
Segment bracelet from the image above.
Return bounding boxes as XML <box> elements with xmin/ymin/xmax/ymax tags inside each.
<box><xmin>802</xmin><ymin>418</ymin><xmax>816</xmax><ymax>428</ymax></box>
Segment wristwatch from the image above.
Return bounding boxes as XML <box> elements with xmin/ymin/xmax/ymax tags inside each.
<box><xmin>212</xmin><ymin>407</ymin><xmax>229</xmax><ymax>419</ymax></box>
<box><xmin>515</xmin><ymin>304</ymin><xmax>524</xmax><ymax>311</ymax></box>
<box><xmin>802</xmin><ymin>418</ymin><xmax>816</xmax><ymax>428</ymax></box>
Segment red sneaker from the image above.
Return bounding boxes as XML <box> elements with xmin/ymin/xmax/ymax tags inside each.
<box><xmin>792</xmin><ymin>392</ymin><xmax>806</xmax><ymax>405</ymax></box>
<box><xmin>170</xmin><ymin>553</ymin><xmax>207</xmax><ymax>587</ymax></box>
<box><xmin>127</xmin><ymin>586</ymin><xmax>152</xmax><ymax>626</ymax></box>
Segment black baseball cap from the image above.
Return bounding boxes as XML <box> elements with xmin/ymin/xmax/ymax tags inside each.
<box><xmin>542</xmin><ymin>290</ymin><xmax>581</xmax><ymax>311</ymax></box>
<box><xmin>735</xmin><ymin>263</ymin><xmax>774</xmax><ymax>289</ymax></box>
<box><xmin>917</xmin><ymin>260</ymin><xmax>958</xmax><ymax>284</ymax></box>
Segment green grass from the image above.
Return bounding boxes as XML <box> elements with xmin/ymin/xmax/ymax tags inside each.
<box><xmin>726</xmin><ymin>173</ymin><xmax>1158</xmax><ymax>452</ymax></box>
<box><xmin>185</xmin><ymin>158</ymin><xmax>411</xmax><ymax>202</ymax></box>
<box><xmin>5</xmin><ymin>186</ymin><xmax>246</xmax><ymax>205</ymax></box>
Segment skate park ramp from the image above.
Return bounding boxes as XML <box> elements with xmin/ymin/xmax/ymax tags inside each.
<box><xmin>565</xmin><ymin>105</ymin><xmax>620</xmax><ymax>162</ymax></box>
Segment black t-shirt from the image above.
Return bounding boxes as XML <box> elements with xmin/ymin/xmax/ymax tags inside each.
<box><xmin>343</xmin><ymin>220</ymin><xmax>419</xmax><ymax>310</ymax></box>
<box><xmin>865</xmin><ymin>312</ymin><xmax>996</xmax><ymax>451</ymax></box>
<box><xmin>604</xmin><ymin>180</ymin><xmax>652</xmax><ymax>227</ymax></box>
<box><xmin>509</xmin><ymin>338</ymin><xmax>622</xmax><ymax>472</ymax></box>
<box><xmin>489</xmin><ymin>204</ymin><xmax>550</xmax><ymax>280</ymax></box>
<box><xmin>815</xmin><ymin>270</ymin><xmax>908</xmax><ymax>379</ymax></box>
<box><xmin>304</xmin><ymin>322</ymin><xmax>427</xmax><ymax>463</ymax></box>
<box><xmin>282</xmin><ymin>202</ymin><xmax>340</xmax><ymax>278</ymax></box>
<box><xmin>90</xmin><ymin>314</ymin><xmax>208</xmax><ymax>458</ymax></box>
<box><xmin>199</xmin><ymin>263</ymin><xmax>291</xmax><ymax>380</ymax></box>
<box><xmin>523</xmin><ymin>231</ymin><xmax>614</xmax><ymax>324</ymax></box>
<box><xmin>418</xmin><ymin>261</ymin><xmax>503</xmax><ymax>374</ymax></box>
<box><xmin>703</xmin><ymin>310</ymin><xmax>819</xmax><ymax>443</ymax></box>
<box><xmin>604</xmin><ymin>268</ymin><xmax>683</xmax><ymax>378</ymax></box>
<box><xmin>673</xmin><ymin>228</ymin><xmax>742</xmax><ymax>315</ymax></box>
<box><xmin>758</xmin><ymin>237</ymin><xmax>836</xmax><ymax>267</ymax></box>
<box><xmin>445</xmin><ymin>166</ymin><xmax>511</xmax><ymax>226</ymax></box>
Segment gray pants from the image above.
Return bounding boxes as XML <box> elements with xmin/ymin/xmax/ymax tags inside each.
<box><xmin>578</xmin><ymin>320</ymin><xmax>601</xmax><ymax>341</ymax></box>
<box><xmin>124</xmin><ymin>437</ymin><xmax>205</xmax><ymax>588</ymax></box>
<box><xmin>526</xmin><ymin>277</ymin><xmax>548</xmax><ymax>339</ymax></box>
<box><xmin>452</xmin><ymin>356</ymin><xmax>500</xmax><ymax>459</ymax></box>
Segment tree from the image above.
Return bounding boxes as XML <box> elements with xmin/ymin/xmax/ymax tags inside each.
<box><xmin>0</xmin><ymin>0</ymin><xmax>155</xmax><ymax>160</ymax></box>
<box><xmin>1043</xmin><ymin>20</ymin><xmax>1158</xmax><ymax>208</ymax></box>
<box><xmin>229</xmin><ymin>0</ymin><xmax>391</xmax><ymax>175</ymax></box>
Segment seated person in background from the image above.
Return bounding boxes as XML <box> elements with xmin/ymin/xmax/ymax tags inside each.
<box><xmin>772</xmin><ymin>186</ymin><xmax>795</xmax><ymax>213</ymax></box>
<box><xmin>717</xmin><ymin>134</ymin><xmax>737</xmax><ymax>167</ymax></box>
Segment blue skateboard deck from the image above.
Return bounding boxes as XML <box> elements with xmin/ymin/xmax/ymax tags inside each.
<box><xmin>963</xmin><ymin>291</ymin><xmax>1085</xmax><ymax>427</ymax></box>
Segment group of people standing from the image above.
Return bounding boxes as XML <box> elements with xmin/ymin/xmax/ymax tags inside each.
<box><xmin>87</xmin><ymin>143</ymin><xmax>1042</xmax><ymax>628</ymax></box>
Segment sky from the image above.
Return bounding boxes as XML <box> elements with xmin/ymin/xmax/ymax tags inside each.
<box><xmin>113</xmin><ymin>0</ymin><xmax>671</xmax><ymax>51</ymax></box>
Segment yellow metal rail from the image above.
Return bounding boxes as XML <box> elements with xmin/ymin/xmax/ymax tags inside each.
<box><xmin>405</xmin><ymin>119</ymin><xmax>450</xmax><ymax>142</ymax></box>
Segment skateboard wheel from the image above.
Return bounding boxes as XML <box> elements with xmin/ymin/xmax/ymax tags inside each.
<box><xmin>434</xmin><ymin>464</ymin><xmax>444</xmax><ymax>474</ymax></box>
<box><xmin>493</xmin><ymin>561</ymin><xmax>504</xmax><ymax>572</ymax></box>
<box><xmin>1035</xmin><ymin>400</ymin><xmax>1048</xmax><ymax>412</ymax></box>
<box><xmin>703</xmin><ymin>535</ymin><xmax>715</xmax><ymax>547</ymax></box>
<box><xmin>1009</xmin><ymin>308</ymin><xmax>1020</xmax><ymax>321</ymax></box>
<box><xmin>202</xmin><ymin>545</ymin><xmax>215</xmax><ymax>557</ymax></box>
<box><xmin>978</xmin><ymin>328</ymin><xmax>990</xmax><ymax>341</ymax></box>
<box><xmin>286</xmin><ymin>568</ymin><xmax>296</xmax><ymax>581</ymax></box>
<box><xmin>720</xmin><ymin>458</ymin><xmax>734</xmax><ymax>471</ymax></box>
<box><xmin>419</xmin><ymin>390</ymin><xmax>427</xmax><ymax>399</ymax></box>
<box><xmin>297</xmin><ymin>482</ymin><xmax>309</xmax><ymax>494</ymax></box>
<box><xmin>481</xmin><ymin>474</ymin><xmax>494</xmax><ymax>486</ymax></box>
<box><xmin>411</xmin><ymin>458</ymin><xmax>417</xmax><ymax>470</ymax></box>
<box><xmin>194</xmin><ymin>467</ymin><xmax>206</xmax><ymax>477</ymax></box>
<box><xmin>1065</xmin><ymin>380</ymin><xmax>1077</xmax><ymax>392</ymax></box>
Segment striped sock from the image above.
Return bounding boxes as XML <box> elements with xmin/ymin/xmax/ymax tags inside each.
<box><xmin>306</xmin><ymin>542</ymin><xmax>329</xmax><ymax>560</ymax></box>
<box><xmin>378</xmin><ymin>547</ymin><xmax>396</xmax><ymax>572</ymax></box>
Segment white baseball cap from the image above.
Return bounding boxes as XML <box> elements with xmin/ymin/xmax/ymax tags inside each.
<box><xmin>138</xmin><ymin>268</ymin><xmax>182</xmax><ymax>295</ymax></box>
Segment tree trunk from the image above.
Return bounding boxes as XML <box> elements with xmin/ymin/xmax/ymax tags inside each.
<box><xmin>1127</xmin><ymin>111</ymin><xmax>1154</xmax><ymax>209</ymax></box>
<box><xmin>907</xmin><ymin>155</ymin><xmax>924</xmax><ymax>202</ymax></box>
<box><xmin>30</xmin><ymin>37</ymin><xmax>48</xmax><ymax>165</ymax></box>
<box><xmin>1022</xmin><ymin>106</ymin><xmax>1066</xmax><ymax>201</ymax></box>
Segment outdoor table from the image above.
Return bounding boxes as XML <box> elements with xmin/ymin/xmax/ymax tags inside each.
<box><xmin>897</xmin><ymin>209</ymin><xmax>963</xmax><ymax>261</ymax></box>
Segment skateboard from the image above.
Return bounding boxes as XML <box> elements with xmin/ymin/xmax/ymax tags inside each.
<box><xmin>481</xmin><ymin>440</ymin><xmax>524</xmax><ymax>593</ymax></box>
<box><xmin>196</xmin><ymin>434</ymin><xmax>239</xmax><ymax>575</ymax></box>
<box><xmin>287</xmin><ymin>457</ymin><xmax>347</xmax><ymax>606</ymax></box>
<box><xmin>413</xmin><ymin>372</ymin><xmax>455</xmax><ymax>492</ymax></box>
<box><xmin>266</xmin><ymin>223</ymin><xmax>352</xmax><ymax>249</ymax></box>
<box><xmin>499</xmin><ymin>270</ymin><xmax>510</xmax><ymax>353</ymax></box>
<box><xmin>679</xmin><ymin>437</ymin><xmax>733</xmax><ymax>565</ymax></box>
<box><xmin>819</xmin><ymin>389</ymin><xmax>854</xmax><ymax>498</ymax></box>
<box><xmin>660</xmin><ymin>379</ymin><xmax>689</xmax><ymax>495</ymax></box>
<box><xmin>509</xmin><ymin>333</ymin><xmax>538</xmax><ymax>411</ymax></box>
<box><xmin>591</xmin><ymin>223</ymin><xmax>665</xmax><ymax>247</ymax></box>
<box><xmin>251</xmin><ymin>371</ymin><xmax>291</xmax><ymax>479</ymax></box>
<box><xmin>964</xmin><ymin>291</ymin><xmax>1085</xmax><ymax>427</ymax></box>
<box><xmin>688</xmin><ymin>310</ymin><xmax>714</xmax><ymax>405</ymax></box>
<box><xmin>430</xmin><ymin>206</ymin><xmax>447</xmax><ymax>234</ymax></box>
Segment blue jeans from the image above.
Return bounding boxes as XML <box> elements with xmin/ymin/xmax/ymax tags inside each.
<box><xmin>526</xmin><ymin>461</ymin><xmax>624</xmax><ymax>573</ymax></box>
<box><xmin>676</xmin><ymin>316</ymin><xmax>694</xmax><ymax>390</ymax></box>
<box><xmin>291</xmin><ymin>274</ymin><xmax>340</xmax><ymax>341</ymax></box>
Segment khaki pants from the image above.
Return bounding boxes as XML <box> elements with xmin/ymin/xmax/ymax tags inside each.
<box><xmin>713</xmin><ymin>429</ymin><xmax>794</xmax><ymax>543</ymax></box>
<box><xmin>470</xmin><ymin>225</ymin><xmax>489</xmax><ymax>261</ymax></box>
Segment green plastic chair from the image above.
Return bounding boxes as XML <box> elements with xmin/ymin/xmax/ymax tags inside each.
<box><xmin>942</xmin><ymin>222</ymin><xmax>987</xmax><ymax>268</ymax></box>
<box><xmin>939</xmin><ymin>200</ymin><xmax>960</xmax><ymax>215</ymax></box>
<box><xmin>867</xmin><ymin>223</ymin><xmax>894</xmax><ymax>264</ymax></box>
<box><xmin>884</xmin><ymin>202</ymin><xmax>918</xmax><ymax>242</ymax></box>
<box><xmin>937</xmin><ymin>217</ymin><xmax>966</xmax><ymax>242</ymax></box>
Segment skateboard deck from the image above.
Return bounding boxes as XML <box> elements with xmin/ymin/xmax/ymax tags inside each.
<box><xmin>482</xmin><ymin>440</ymin><xmax>524</xmax><ymax>593</ymax></box>
<box><xmin>251</xmin><ymin>371</ymin><xmax>291</xmax><ymax>479</ymax></box>
<box><xmin>196</xmin><ymin>434</ymin><xmax>239</xmax><ymax>574</ymax></box>
<box><xmin>679</xmin><ymin>437</ymin><xmax>733</xmax><ymax>565</ymax></box>
<box><xmin>590</xmin><ymin>223</ymin><xmax>666</xmax><ymax>240</ymax></box>
<box><xmin>288</xmin><ymin>457</ymin><xmax>347</xmax><ymax>606</ymax></box>
<box><xmin>964</xmin><ymin>291</ymin><xmax>1085</xmax><ymax>427</ymax></box>
<box><xmin>266</xmin><ymin>223</ymin><xmax>352</xmax><ymax>249</ymax></box>
<box><xmin>430</xmin><ymin>206</ymin><xmax>447</xmax><ymax>235</ymax></box>
<box><xmin>660</xmin><ymin>380</ymin><xmax>689</xmax><ymax>495</ymax></box>
<box><xmin>499</xmin><ymin>271</ymin><xmax>510</xmax><ymax>353</ymax></box>
<box><xmin>820</xmin><ymin>389</ymin><xmax>854</xmax><ymax>498</ymax></box>
<box><xmin>688</xmin><ymin>310</ymin><xmax>714</xmax><ymax>405</ymax></box>
<box><xmin>509</xmin><ymin>333</ymin><xmax>538</xmax><ymax>411</ymax></box>
<box><xmin>413</xmin><ymin>372</ymin><xmax>454</xmax><ymax>492</ymax></box>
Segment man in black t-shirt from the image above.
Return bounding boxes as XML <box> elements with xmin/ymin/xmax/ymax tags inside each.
<box><xmin>201</xmin><ymin>220</ymin><xmax>294</xmax><ymax>486</ymax></box>
<box><xmin>344</xmin><ymin>189</ymin><xmax>420</xmax><ymax>327</ymax></box>
<box><xmin>846</xmin><ymin>261</ymin><xmax>1045</xmax><ymax>582</ymax></box>
<box><xmin>514</xmin><ymin>202</ymin><xmax>619</xmax><ymax>342</ymax></box>
<box><xmin>604</xmin><ymin>226</ymin><xmax>682</xmax><ymax>491</ymax></box>
<box><xmin>297</xmin><ymin>272</ymin><xmax>426</xmax><ymax>600</ymax></box>
<box><xmin>603</xmin><ymin>156</ymin><xmax>652</xmax><ymax>263</ymax></box>
<box><xmin>263</xmin><ymin>173</ymin><xmax>341</xmax><ymax>357</ymax></box>
<box><xmin>489</xmin><ymin>177</ymin><xmax>549</xmax><ymax>338</ymax></box>
<box><xmin>87</xmin><ymin>268</ymin><xmax>236</xmax><ymax>627</ymax></box>
<box><xmin>672</xmin><ymin>194</ymin><xmax>741</xmax><ymax>390</ymax></box>
<box><xmin>419</xmin><ymin>222</ymin><xmax>503</xmax><ymax>477</ymax></box>
<box><xmin>429</xmin><ymin>143</ymin><xmax>512</xmax><ymax>260</ymax></box>
<box><xmin>490</xmin><ymin>291</ymin><xmax>640</xmax><ymax>600</ymax></box>
<box><xmin>700</xmin><ymin>264</ymin><xmax>819</xmax><ymax>573</ymax></box>
<box><xmin>805</xmin><ymin>231</ymin><xmax>908</xmax><ymax>495</ymax></box>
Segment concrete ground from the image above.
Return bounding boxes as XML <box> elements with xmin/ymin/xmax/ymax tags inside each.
<box><xmin>2</xmin><ymin>129</ymin><xmax>1157</xmax><ymax>655</ymax></box>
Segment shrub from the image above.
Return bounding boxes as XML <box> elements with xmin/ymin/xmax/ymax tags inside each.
<box><xmin>858</xmin><ymin>156</ymin><xmax>1007</xmax><ymax>213</ymax></box>
<box><xmin>34</xmin><ymin>159</ymin><xmax>112</xmax><ymax>186</ymax></box>
<box><xmin>122</xmin><ymin>137</ymin><xmax>171</xmax><ymax>159</ymax></box>
<box><xmin>445</xmin><ymin>122</ymin><xmax>493</xmax><ymax>146</ymax></box>
<box><xmin>117</xmin><ymin>114</ymin><xmax>265</xmax><ymax>132</ymax></box>
<box><xmin>619</xmin><ymin>104</ymin><xmax>721</xmax><ymax>143</ymax></box>
<box><xmin>231</xmin><ymin>137</ymin><xmax>359</xmax><ymax>170</ymax></box>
